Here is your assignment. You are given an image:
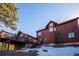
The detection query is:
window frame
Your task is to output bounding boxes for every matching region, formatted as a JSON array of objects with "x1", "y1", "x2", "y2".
[
  {"x1": 68, "y1": 32, "x2": 76, "y2": 38},
  {"x1": 49, "y1": 26, "x2": 53, "y2": 32},
  {"x1": 78, "y1": 19, "x2": 79, "y2": 29},
  {"x1": 38, "y1": 32, "x2": 41, "y2": 36},
  {"x1": 54, "y1": 27, "x2": 56, "y2": 31},
  {"x1": 49, "y1": 23, "x2": 54, "y2": 27}
]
